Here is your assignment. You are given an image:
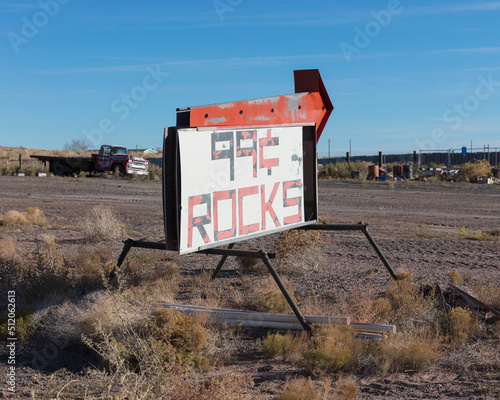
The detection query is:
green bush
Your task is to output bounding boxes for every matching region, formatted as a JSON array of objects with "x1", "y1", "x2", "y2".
[
  {"x1": 262, "y1": 332, "x2": 305, "y2": 360},
  {"x1": 0, "y1": 306, "x2": 34, "y2": 341},
  {"x1": 298, "y1": 326, "x2": 362, "y2": 376}
]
